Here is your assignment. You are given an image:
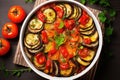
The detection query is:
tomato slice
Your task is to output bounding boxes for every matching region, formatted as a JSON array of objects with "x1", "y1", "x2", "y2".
[
  {"x1": 83, "y1": 38, "x2": 91, "y2": 44},
  {"x1": 37, "y1": 11, "x2": 46, "y2": 22},
  {"x1": 46, "y1": 59, "x2": 52, "y2": 69},
  {"x1": 54, "y1": 19, "x2": 64, "y2": 33},
  {"x1": 35, "y1": 53, "x2": 46, "y2": 64},
  {"x1": 54, "y1": 5, "x2": 64, "y2": 18},
  {"x1": 41, "y1": 30, "x2": 48, "y2": 44},
  {"x1": 60, "y1": 46, "x2": 69, "y2": 58},
  {"x1": 78, "y1": 11, "x2": 89, "y2": 25},
  {"x1": 64, "y1": 19, "x2": 75, "y2": 30},
  {"x1": 60, "y1": 62, "x2": 69, "y2": 70},
  {"x1": 78, "y1": 48, "x2": 89, "y2": 58}
]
